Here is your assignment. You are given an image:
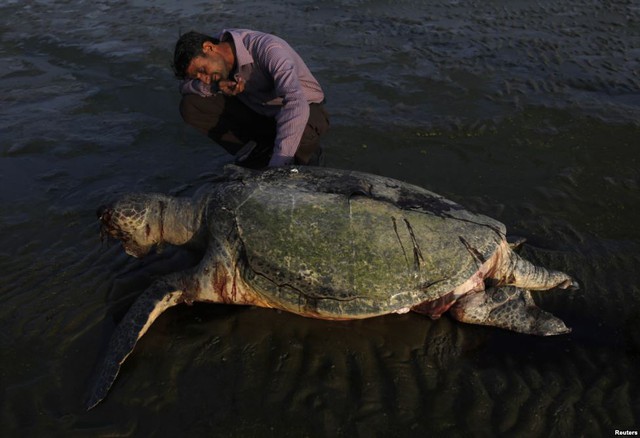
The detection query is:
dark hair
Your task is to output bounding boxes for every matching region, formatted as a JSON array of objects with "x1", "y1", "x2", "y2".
[{"x1": 172, "y1": 31, "x2": 220, "y2": 79}]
